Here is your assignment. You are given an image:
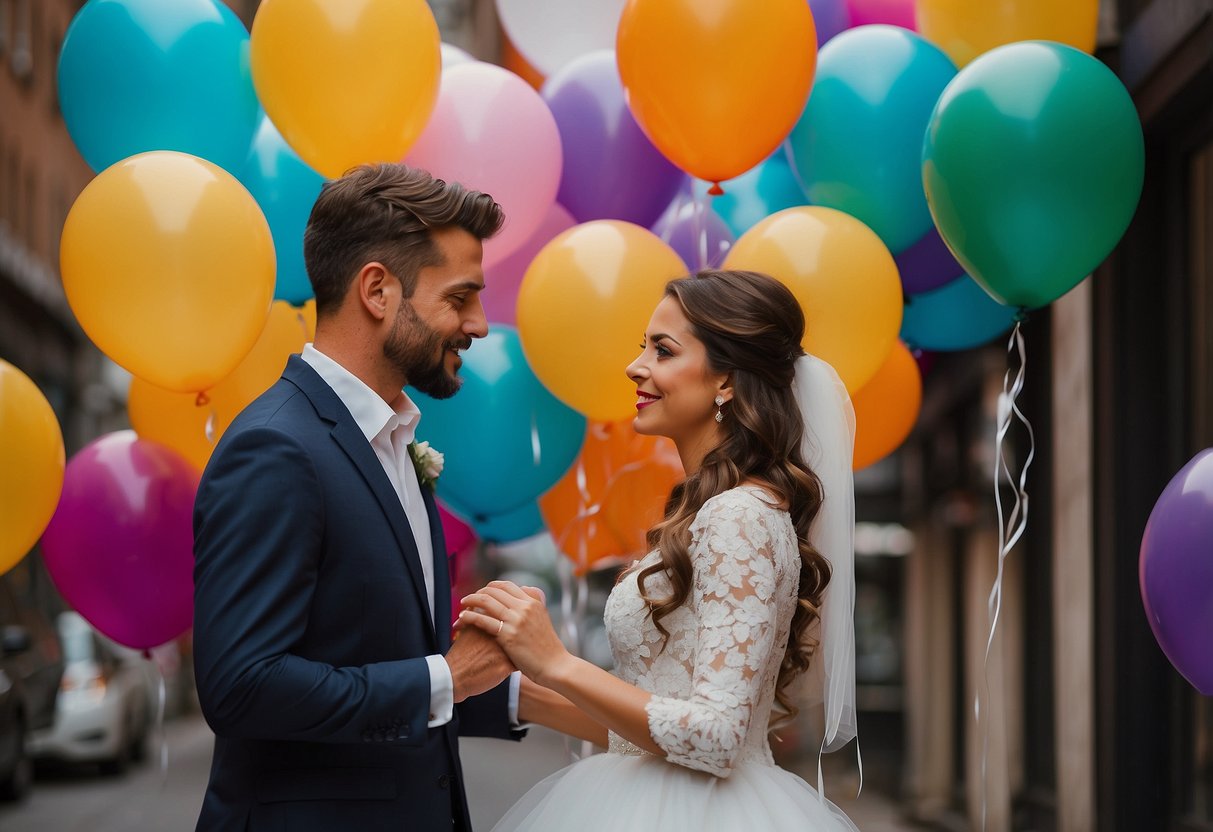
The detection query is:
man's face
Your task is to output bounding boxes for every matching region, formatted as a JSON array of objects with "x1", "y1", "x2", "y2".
[{"x1": 383, "y1": 226, "x2": 488, "y2": 399}]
